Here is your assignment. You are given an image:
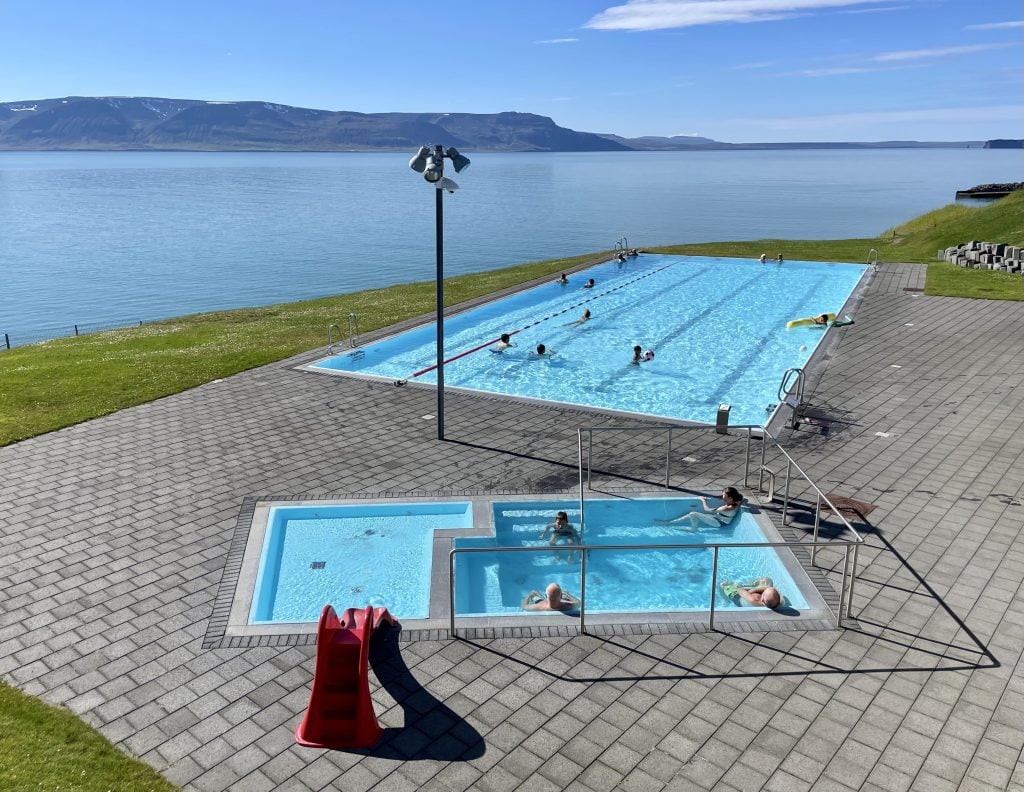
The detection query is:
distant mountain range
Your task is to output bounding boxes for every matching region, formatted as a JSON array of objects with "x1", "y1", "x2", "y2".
[{"x1": 0, "y1": 96, "x2": 1007, "y2": 152}]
